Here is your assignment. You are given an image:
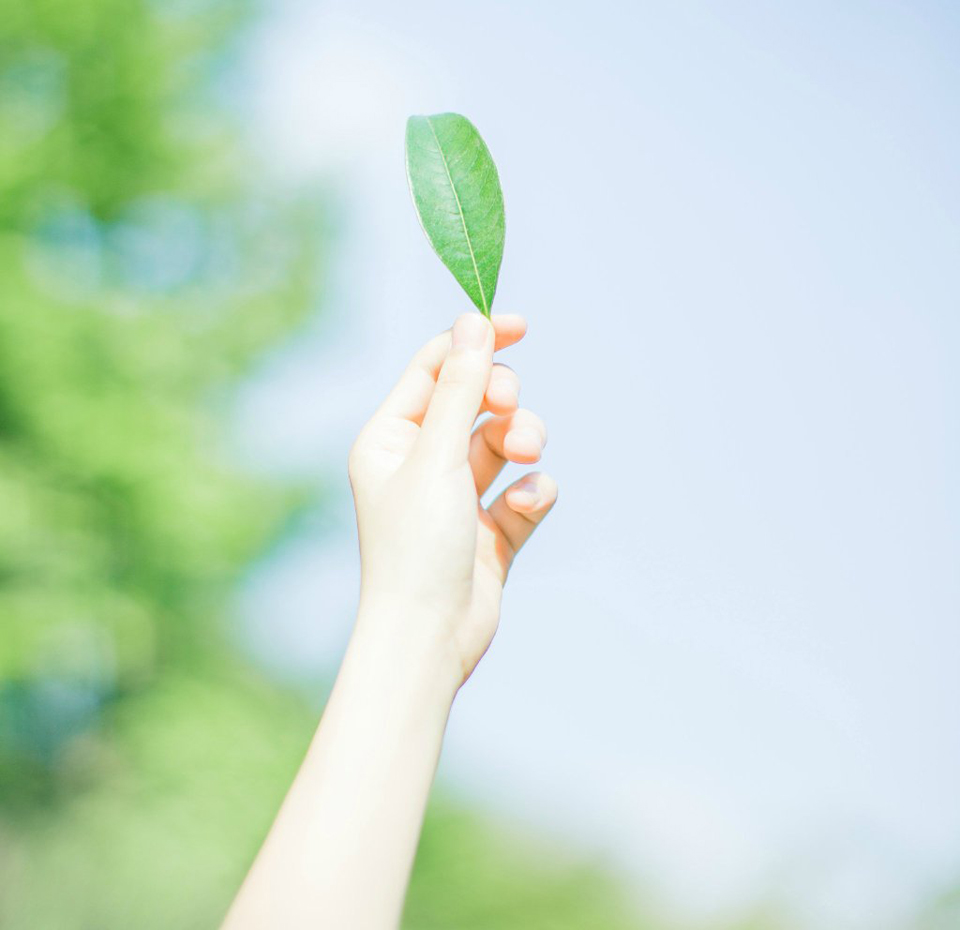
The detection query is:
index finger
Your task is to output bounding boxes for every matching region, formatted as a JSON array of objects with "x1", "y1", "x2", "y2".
[{"x1": 375, "y1": 314, "x2": 526, "y2": 425}]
